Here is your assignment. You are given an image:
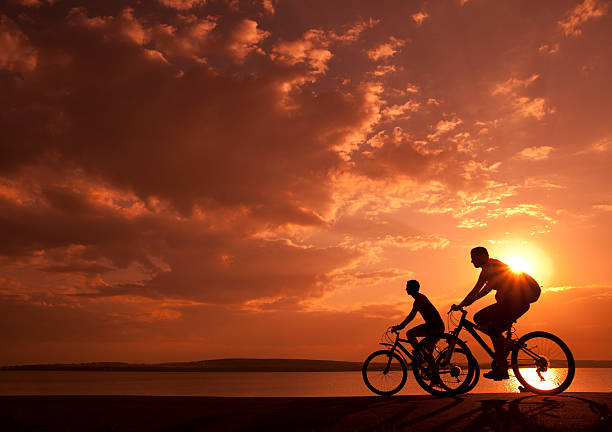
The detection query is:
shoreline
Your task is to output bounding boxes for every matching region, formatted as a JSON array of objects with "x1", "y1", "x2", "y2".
[
  {"x1": 1, "y1": 392, "x2": 610, "y2": 431},
  {"x1": 3, "y1": 359, "x2": 611, "y2": 372}
]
